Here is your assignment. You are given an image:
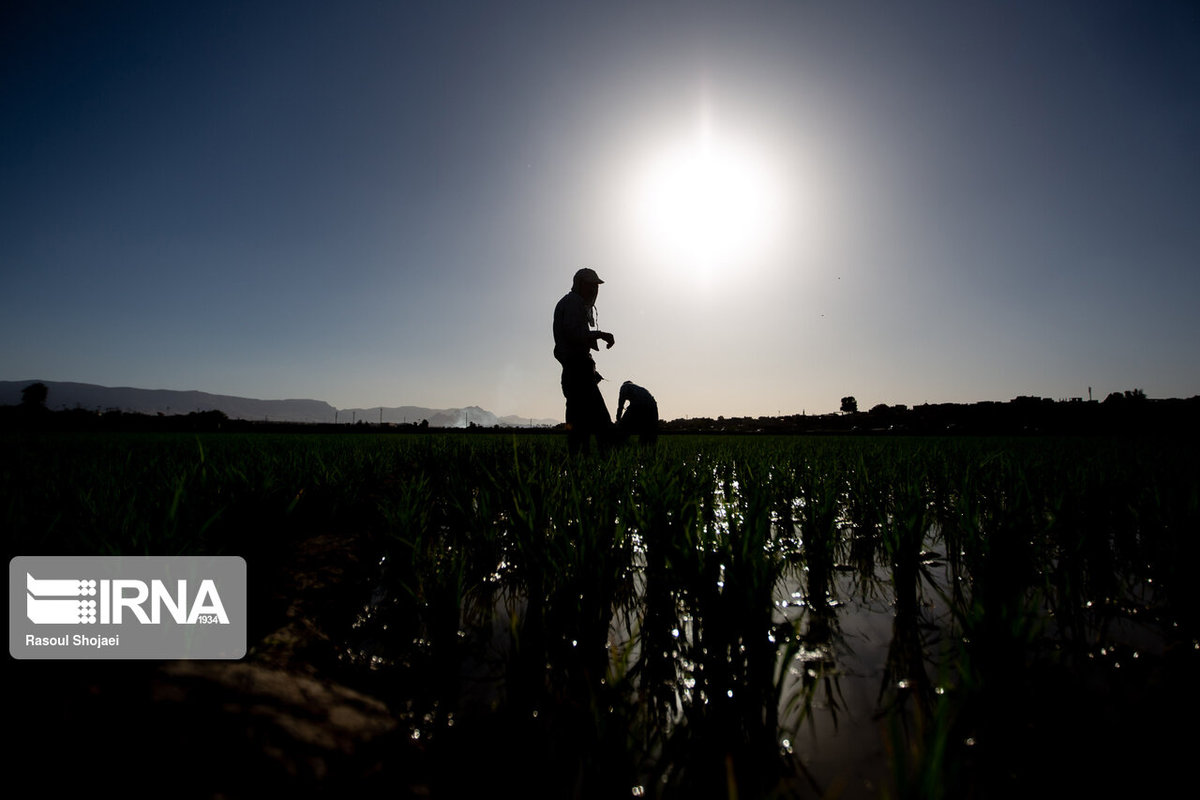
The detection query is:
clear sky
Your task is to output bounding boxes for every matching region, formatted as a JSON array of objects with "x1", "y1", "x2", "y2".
[{"x1": 3, "y1": 1, "x2": 1198, "y2": 421}]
